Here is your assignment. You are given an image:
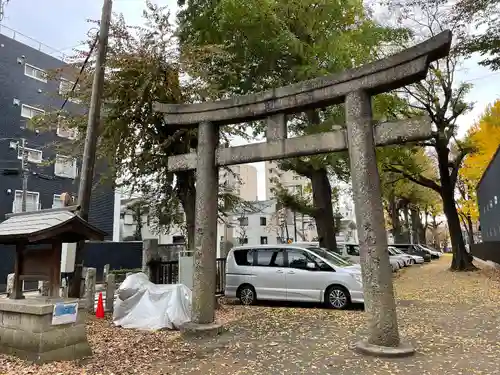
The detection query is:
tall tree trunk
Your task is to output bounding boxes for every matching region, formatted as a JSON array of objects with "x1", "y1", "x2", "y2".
[
  {"x1": 431, "y1": 216, "x2": 440, "y2": 250},
  {"x1": 436, "y1": 145, "x2": 476, "y2": 271},
  {"x1": 176, "y1": 170, "x2": 196, "y2": 250},
  {"x1": 402, "y1": 204, "x2": 410, "y2": 243},
  {"x1": 466, "y1": 214, "x2": 474, "y2": 246},
  {"x1": 410, "y1": 208, "x2": 419, "y2": 243},
  {"x1": 388, "y1": 195, "x2": 405, "y2": 242},
  {"x1": 310, "y1": 168, "x2": 337, "y2": 251}
]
